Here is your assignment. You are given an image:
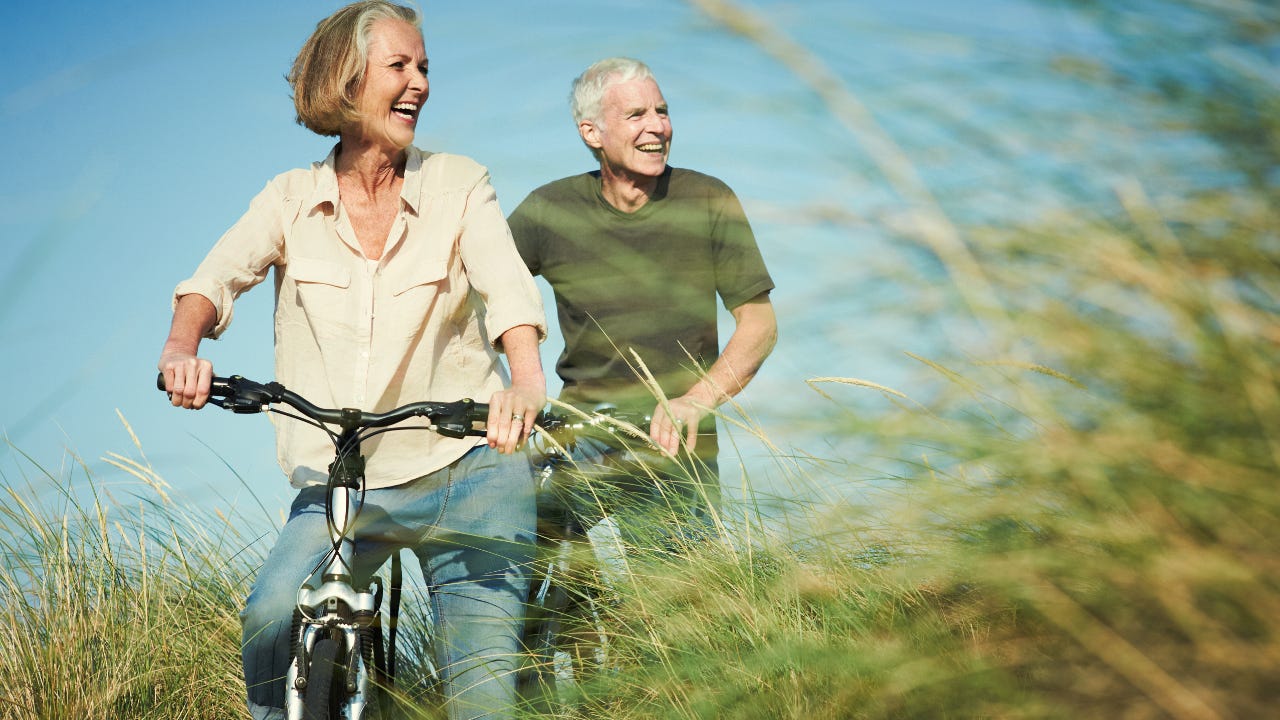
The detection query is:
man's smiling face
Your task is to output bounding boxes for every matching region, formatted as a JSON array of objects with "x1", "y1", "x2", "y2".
[{"x1": 584, "y1": 77, "x2": 672, "y2": 182}]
